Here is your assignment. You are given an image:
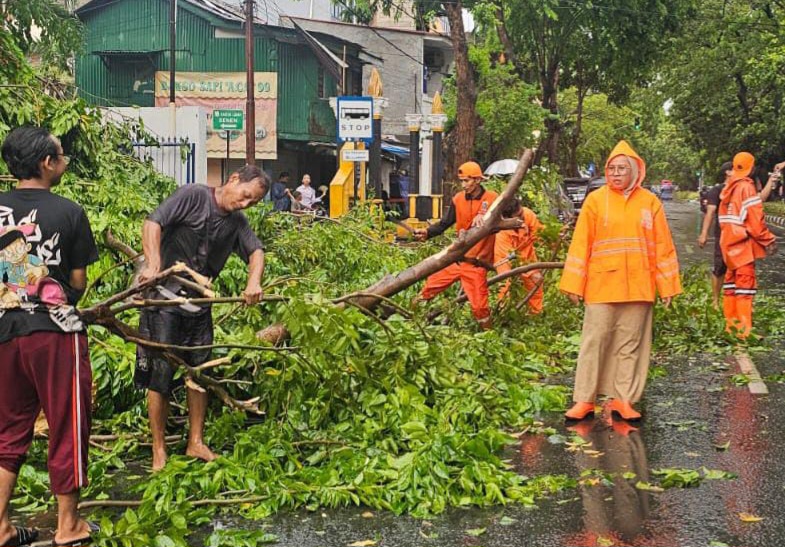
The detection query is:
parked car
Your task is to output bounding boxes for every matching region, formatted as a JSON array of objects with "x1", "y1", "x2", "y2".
[
  {"x1": 562, "y1": 176, "x2": 607, "y2": 216},
  {"x1": 562, "y1": 177, "x2": 591, "y2": 213},
  {"x1": 660, "y1": 180, "x2": 674, "y2": 200}
]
